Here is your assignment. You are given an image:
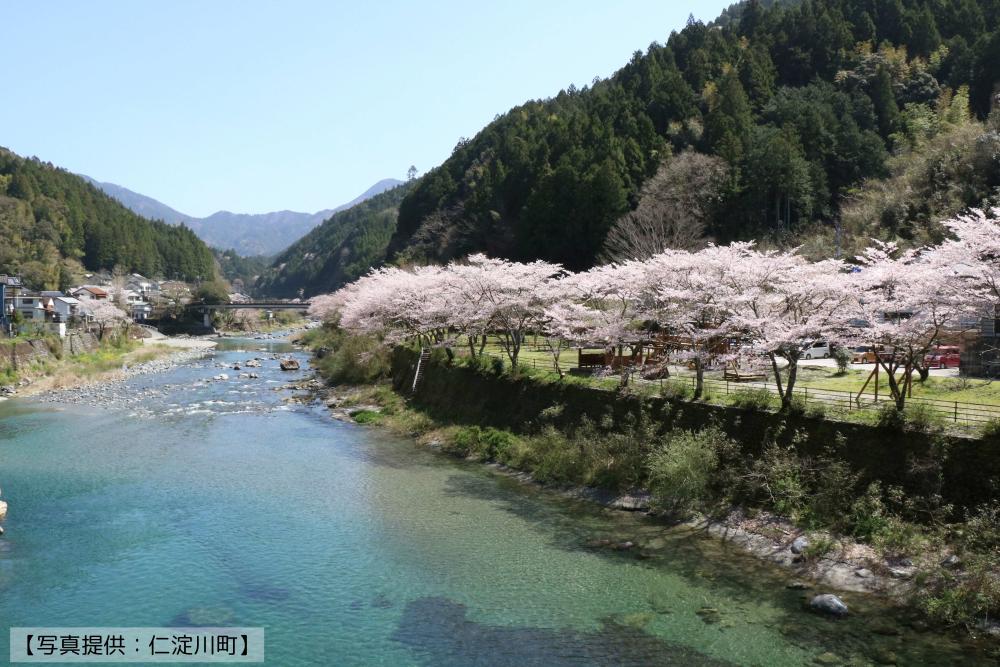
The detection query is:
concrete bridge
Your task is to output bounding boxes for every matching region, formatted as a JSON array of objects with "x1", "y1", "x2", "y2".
[{"x1": 189, "y1": 301, "x2": 310, "y2": 327}]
